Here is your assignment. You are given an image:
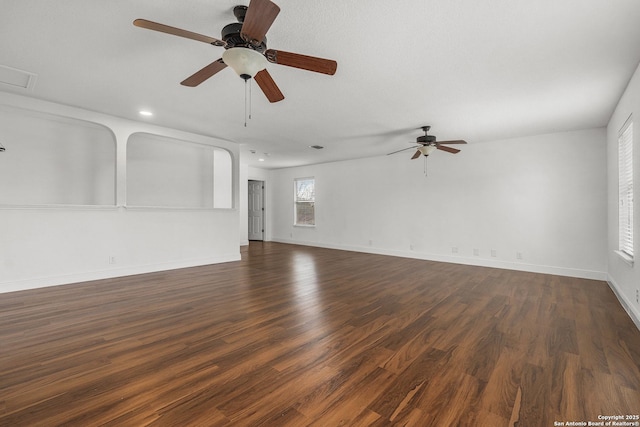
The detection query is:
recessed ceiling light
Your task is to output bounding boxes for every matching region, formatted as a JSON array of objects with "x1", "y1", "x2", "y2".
[
  {"x1": 258, "y1": 158, "x2": 265, "y2": 162},
  {"x1": 139, "y1": 110, "x2": 153, "y2": 117}
]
